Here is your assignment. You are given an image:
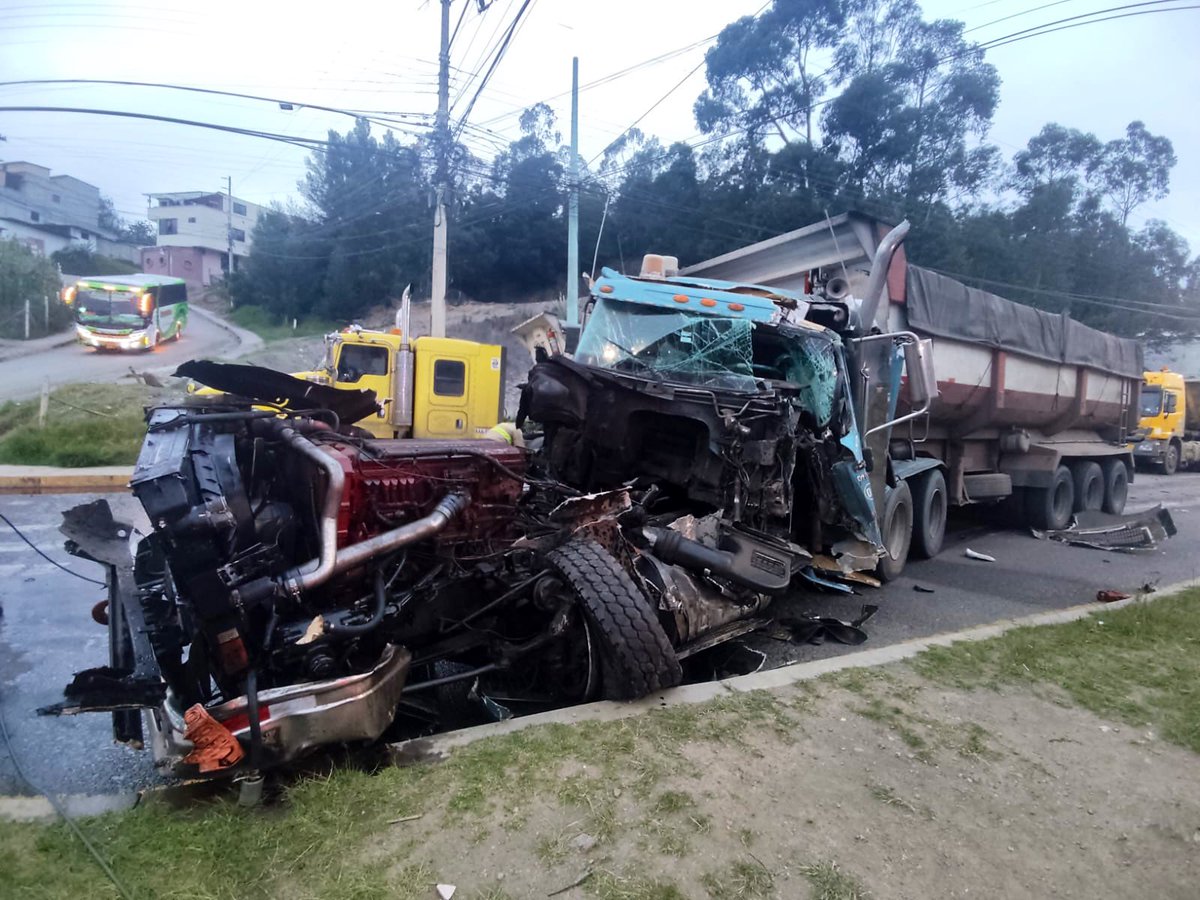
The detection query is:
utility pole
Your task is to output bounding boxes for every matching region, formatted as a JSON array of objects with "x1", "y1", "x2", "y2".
[
  {"x1": 566, "y1": 57, "x2": 580, "y2": 338},
  {"x1": 224, "y1": 175, "x2": 234, "y2": 308},
  {"x1": 431, "y1": 0, "x2": 452, "y2": 339}
]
